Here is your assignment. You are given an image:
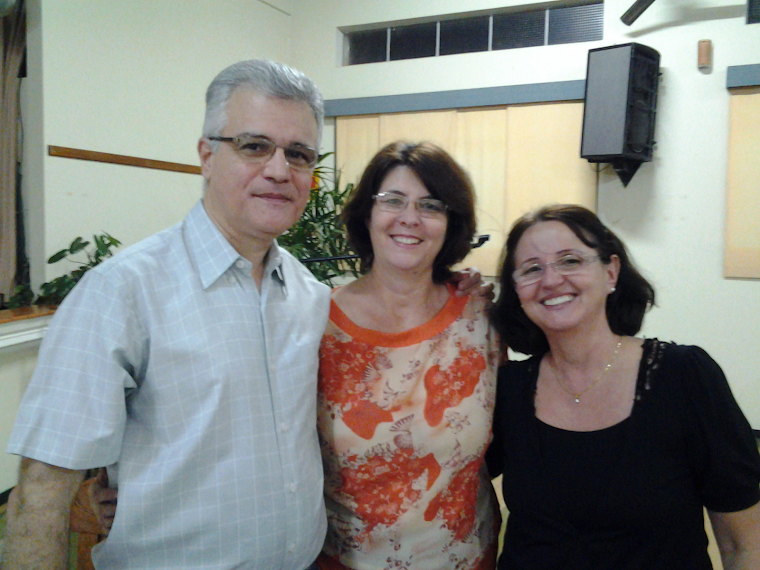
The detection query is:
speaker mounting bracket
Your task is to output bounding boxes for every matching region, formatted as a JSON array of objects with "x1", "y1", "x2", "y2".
[{"x1": 611, "y1": 160, "x2": 643, "y2": 187}]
